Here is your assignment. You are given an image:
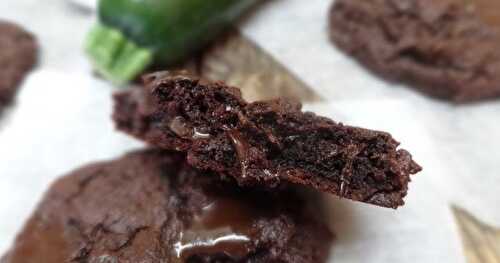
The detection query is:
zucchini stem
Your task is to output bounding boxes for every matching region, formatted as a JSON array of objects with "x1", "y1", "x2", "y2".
[{"x1": 85, "y1": 24, "x2": 153, "y2": 85}]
